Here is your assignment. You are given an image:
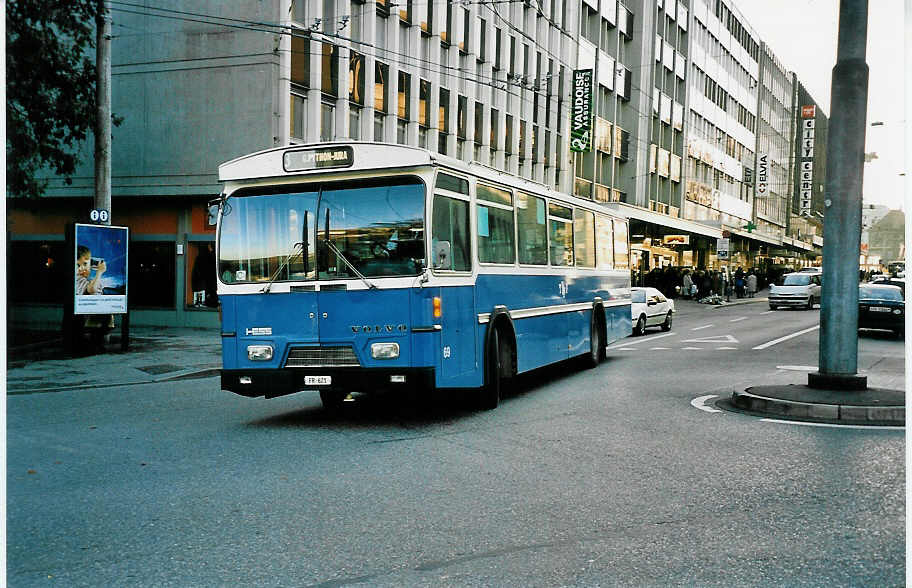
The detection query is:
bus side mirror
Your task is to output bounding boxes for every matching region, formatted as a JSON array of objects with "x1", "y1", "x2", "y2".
[
  {"x1": 433, "y1": 241, "x2": 452, "y2": 270},
  {"x1": 207, "y1": 204, "x2": 219, "y2": 226}
]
